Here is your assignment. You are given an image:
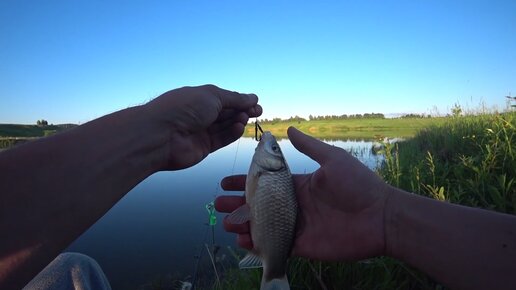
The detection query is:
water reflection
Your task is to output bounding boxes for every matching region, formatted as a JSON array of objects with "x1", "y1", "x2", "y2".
[{"x1": 66, "y1": 137, "x2": 384, "y2": 289}]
